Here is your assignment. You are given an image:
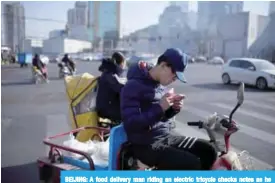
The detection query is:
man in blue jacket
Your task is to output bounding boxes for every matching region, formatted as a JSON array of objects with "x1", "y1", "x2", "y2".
[{"x1": 120, "y1": 48, "x2": 217, "y2": 170}]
